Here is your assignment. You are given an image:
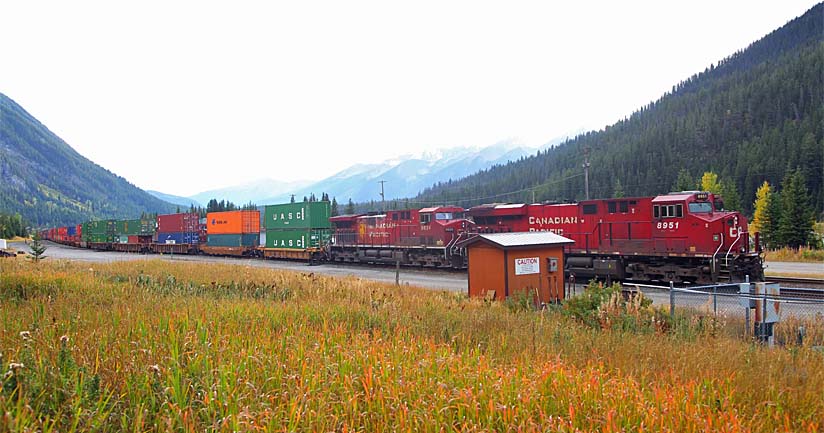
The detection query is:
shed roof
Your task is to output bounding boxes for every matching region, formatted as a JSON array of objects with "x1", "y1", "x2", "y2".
[{"x1": 458, "y1": 231, "x2": 574, "y2": 249}]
